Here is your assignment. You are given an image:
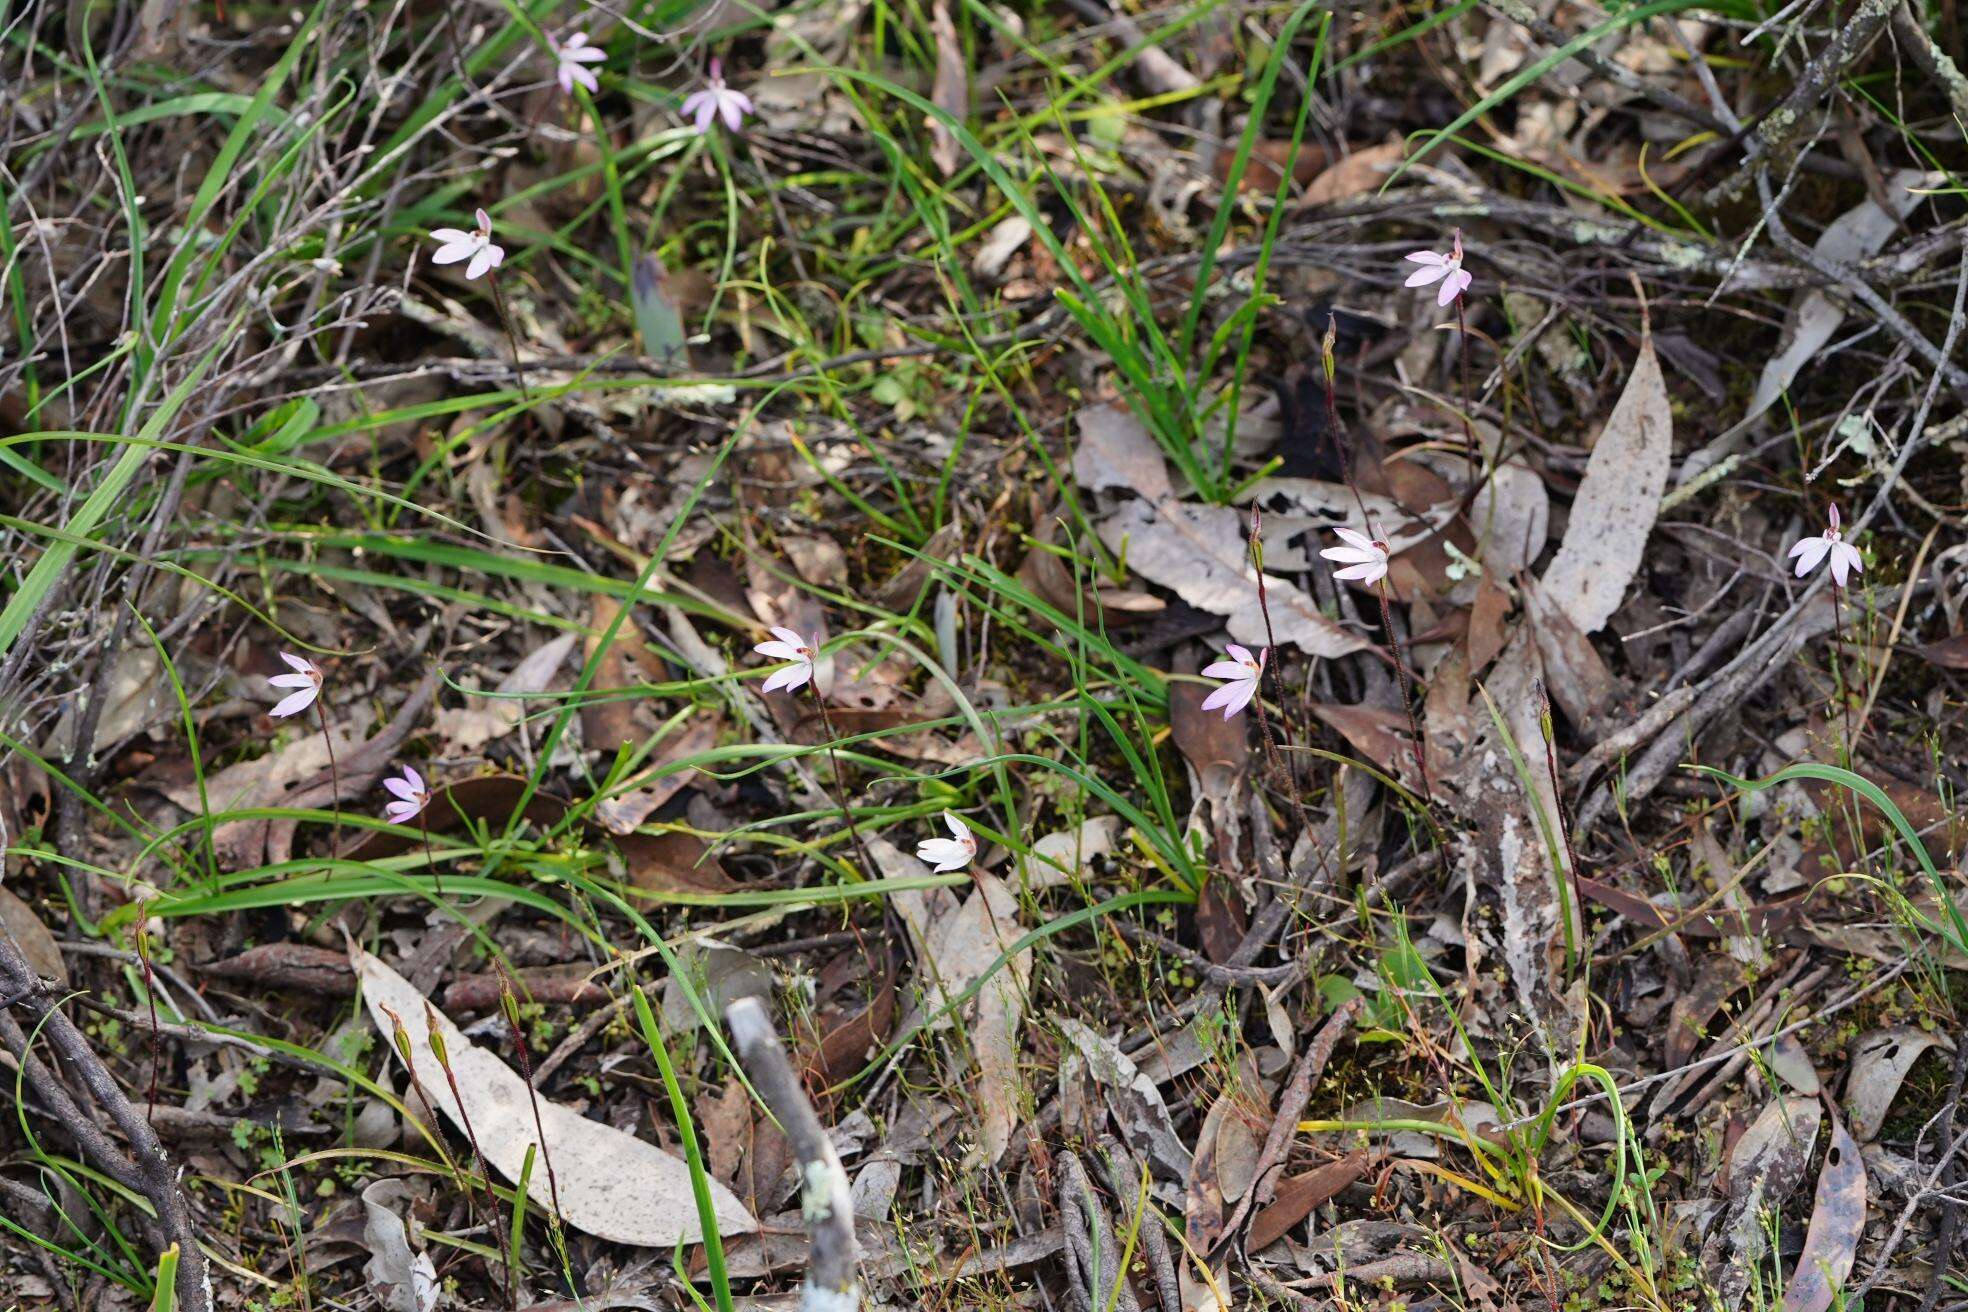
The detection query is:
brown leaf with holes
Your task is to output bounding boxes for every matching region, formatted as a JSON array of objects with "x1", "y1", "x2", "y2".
[
  {"x1": 1195, "y1": 878, "x2": 1247, "y2": 964},
  {"x1": 1217, "y1": 140, "x2": 1330, "y2": 194},
  {"x1": 344, "y1": 774, "x2": 571, "y2": 862},
  {"x1": 1782, "y1": 1115, "x2": 1866, "y2": 1312},
  {"x1": 1523, "y1": 579, "x2": 1614, "y2": 733},
  {"x1": 698, "y1": 1078, "x2": 751, "y2": 1187},
  {"x1": 927, "y1": 1, "x2": 966, "y2": 176},
  {"x1": 594, "y1": 717, "x2": 720, "y2": 834},
  {"x1": 0, "y1": 886, "x2": 66, "y2": 988},
  {"x1": 807, "y1": 971, "x2": 896, "y2": 1087}
]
